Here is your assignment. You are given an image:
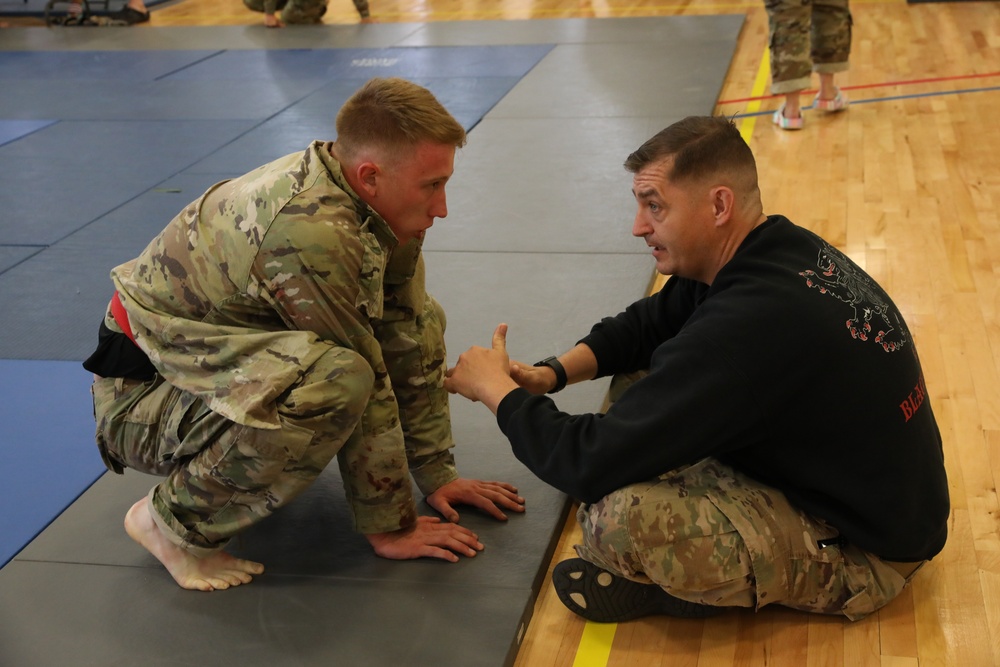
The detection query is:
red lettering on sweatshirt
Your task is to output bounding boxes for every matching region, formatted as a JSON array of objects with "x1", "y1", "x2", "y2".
[{"x1": 900, "y1": 374, "x2": 927, "y2": 422}]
